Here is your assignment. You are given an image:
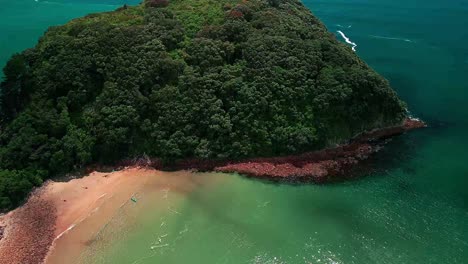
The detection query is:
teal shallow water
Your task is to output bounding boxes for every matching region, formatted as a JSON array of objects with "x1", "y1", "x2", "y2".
[{"x1": 1, "y1": 0, "x2": 468, "y2": 263}]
